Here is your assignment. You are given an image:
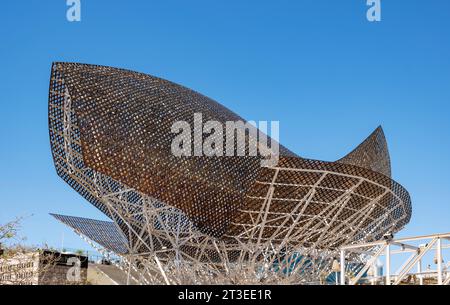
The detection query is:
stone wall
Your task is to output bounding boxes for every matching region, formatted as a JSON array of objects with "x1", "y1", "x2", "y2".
[{"x1": 0, "y1": 250, "x2": 88, "y2": 285}]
